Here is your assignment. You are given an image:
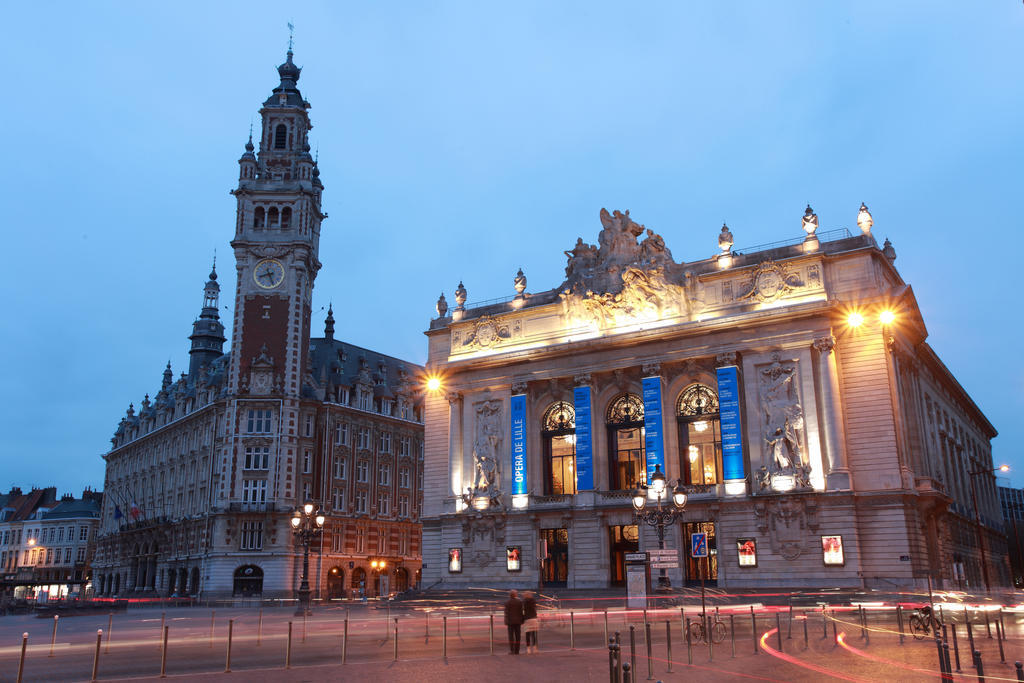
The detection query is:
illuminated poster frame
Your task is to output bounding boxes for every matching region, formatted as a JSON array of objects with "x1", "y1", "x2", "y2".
[
  {"x1": 736, "y1": 538, "x2": 757, "y2": 567},
  {"x1": 506, "y1": 546, "x2": 522, "y2": 572},
  {"x1": 448, "y1": 548, "x2": 463, "y2": 573},
  {"x1": 821, "y1": 535, "x2": 845, "y2": 566}
]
